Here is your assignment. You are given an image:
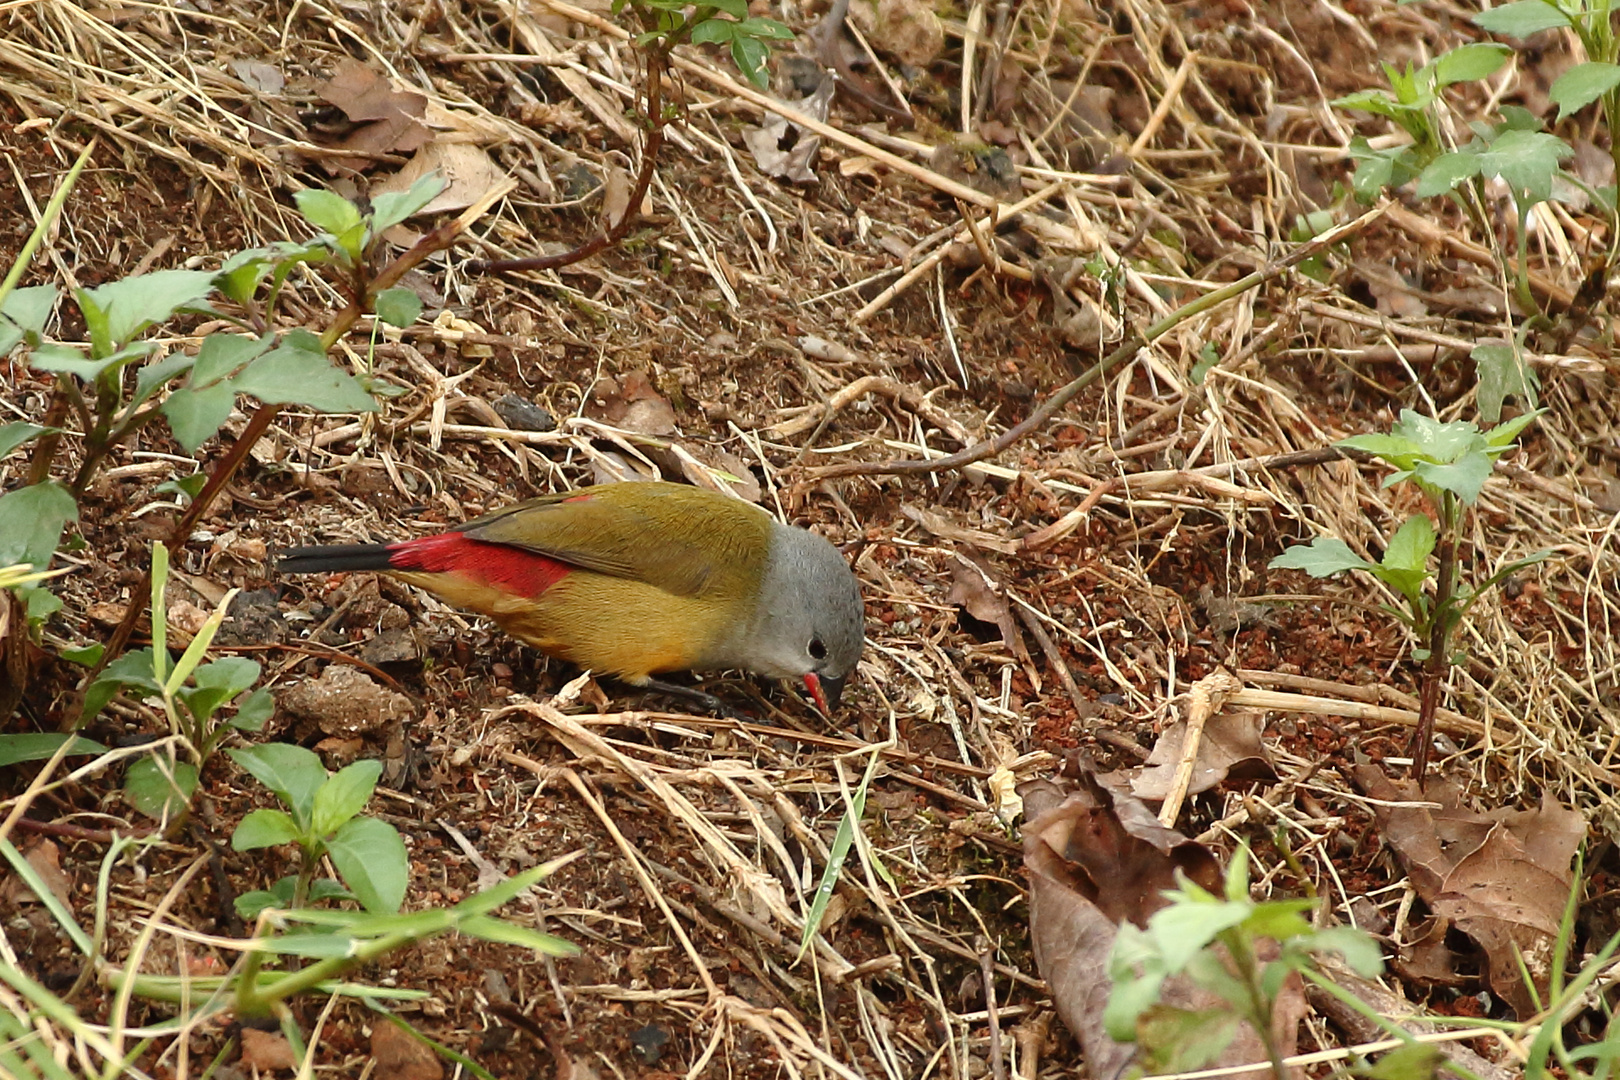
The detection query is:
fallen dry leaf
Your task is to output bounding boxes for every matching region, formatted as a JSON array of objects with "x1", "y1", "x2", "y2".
[
  {"x1": 742, "y1": 77, "x2": 834, "y2": 185},
  {"x1": 0, "y1": 839, "x2": 73, "y2": 907},
  {"x1": 1021, "y1": 768, "x2": 1301, "y2": 1078},
  {"x1": 1352, "y1": 766, "x2": 1585, "y2": 1018},
  {"x1": 240, "y1": 1028, "x2": 298, "y2": 1071},
  {"x1": 1129, "y1": 709, "x2": 1276, "y2": 803},
  {"x1": 372, "y1": 1020, "x2": 444, "y2": 1080}
]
